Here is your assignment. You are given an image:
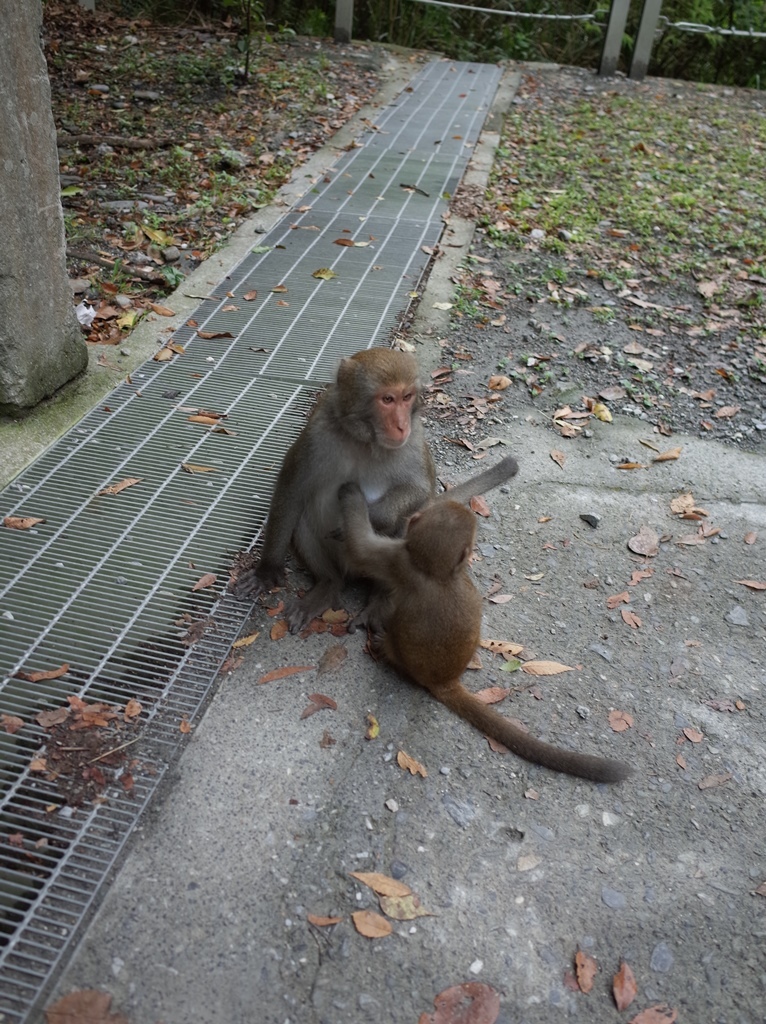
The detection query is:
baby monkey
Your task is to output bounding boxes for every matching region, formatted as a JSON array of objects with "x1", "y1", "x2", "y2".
[{"x1": 338, "y1": 483, "x2": 631, "y2": 783}]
